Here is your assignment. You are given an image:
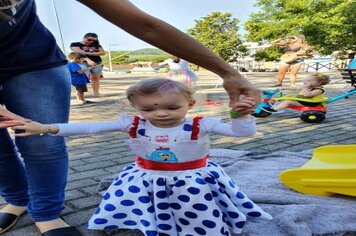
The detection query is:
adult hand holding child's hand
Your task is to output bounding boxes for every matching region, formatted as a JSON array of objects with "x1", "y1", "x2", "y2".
[
  {"x1": 229, "y1": 97, "x2": 256, "y2": 118},
  {"x1": 222, "y1": 73, "x2": 262, "y2": 108}
]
